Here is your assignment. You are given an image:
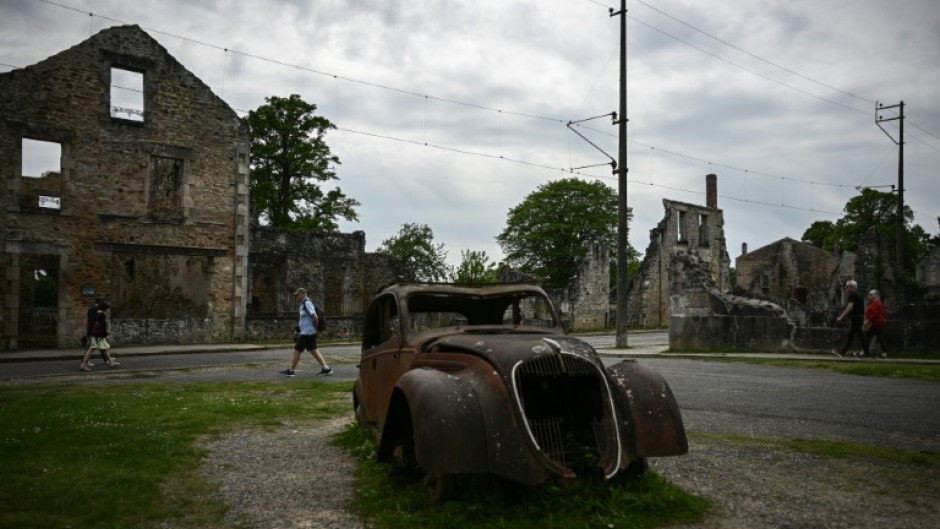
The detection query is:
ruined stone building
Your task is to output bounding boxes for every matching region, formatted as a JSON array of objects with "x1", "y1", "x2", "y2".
[
  {"x1": 1, "y1": 26, "x2": 251, "y2": 350},
  {"x1": 245, "y1": 226, "x2": 401, "y2": 341},
  {"x1": 498, "y1": 243, "x2": 611, "y2": 332},
  {"x1": 626, "y1": 174, "x2": 731, "y2": 328},
  {"x1": 735, "y1": 237, "x2": 854, "y2": 325},
  {"x1": 547, "y1": 243, "x2": 610, "y2": 331},
  {"x1": 917, "y1": 245, "x2": 940, "y2": 300}
]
